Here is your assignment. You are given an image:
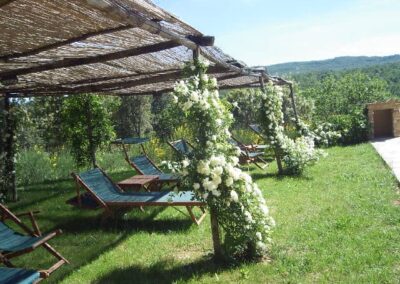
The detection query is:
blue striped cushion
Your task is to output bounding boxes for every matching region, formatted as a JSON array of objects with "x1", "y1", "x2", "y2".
[
  {"x1": 0, "y1": 267, "x2": 40, "y2": 284},
  {"x1": 78, "y1": 169, "x2": 196, "y2": 204},
  {"x1": 0, "y1": 222, "x2": 46, "y2": 253}
]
